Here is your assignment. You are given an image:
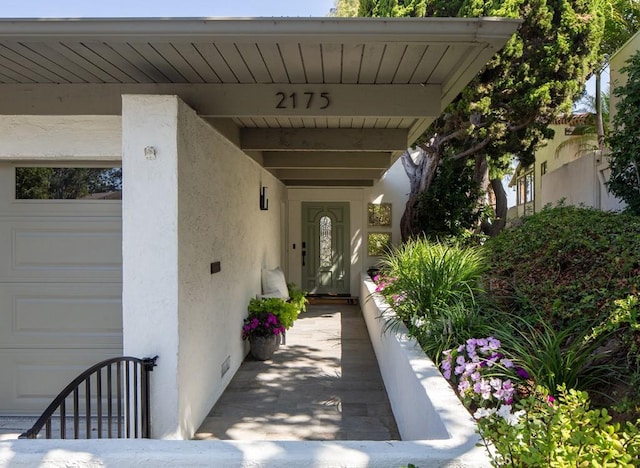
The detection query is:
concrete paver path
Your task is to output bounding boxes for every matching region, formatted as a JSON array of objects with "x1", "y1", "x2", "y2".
[{"x1": 195, "y1": 303, "x2": 400, "y2": 441}]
